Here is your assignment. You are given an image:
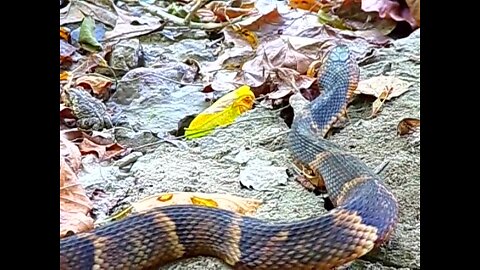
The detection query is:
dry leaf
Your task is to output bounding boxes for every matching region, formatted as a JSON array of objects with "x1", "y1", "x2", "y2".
[
  {"x1": 205, "y1": 1, "x2": 253, "y2": 22},
  {"x1": 131, "y1": 192, "x2": 262, "y2": 216},
  {"x1": 60, "y1": 155, "x2": 94, "y2": 238},
  {"x1": 397, "y1": 118, "x2": 420, "y2": 135},
  {"x1": 355, "y1": 75, "x2": 411, "y2": 99},
  {"x1": 60, "y1": 134, "x2": 82, "y2": 173},
  {"x1": 405, "y1": 0, "x2": 420, "y2": 26},
  {"x1": 231, "y1": 26, "x2": 259, "y2": 49},
  {"x1": 361, "y1": 0, "x2": 417, "y2": 28},
  {"x1": 237, "y1": 0, "x2": 282, "y2": 31},
  {"x1": 79, "y1": 137, "x2": 126, "y2": 160},
  {"x1": 371, "y1": 86, "x2": 393, "y2": 117},
  {"x1": 184, "y1": 85, "x2": 255, "y2": 139},
  {"x1": 60, "y1": 39, "x2": 77, "y2": 65},
  {"x1": 60, "y1": 0, "x2": 117, "y2": 27},
  {"x1": 288, "y1": 0, "x2": 321, "y2": 12},
  {"x1": 60, "y1": 71, "x2": 72, "y2": 81},
  {"x1": 75, "y1": 75, "x2": 113, "y2": 97},
  {"x1": 60, "y1": 27, "x2": 71, "y2": 41},
  {"x1": 104, "y1": 1, "x2": 167, "y2": 41}
]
